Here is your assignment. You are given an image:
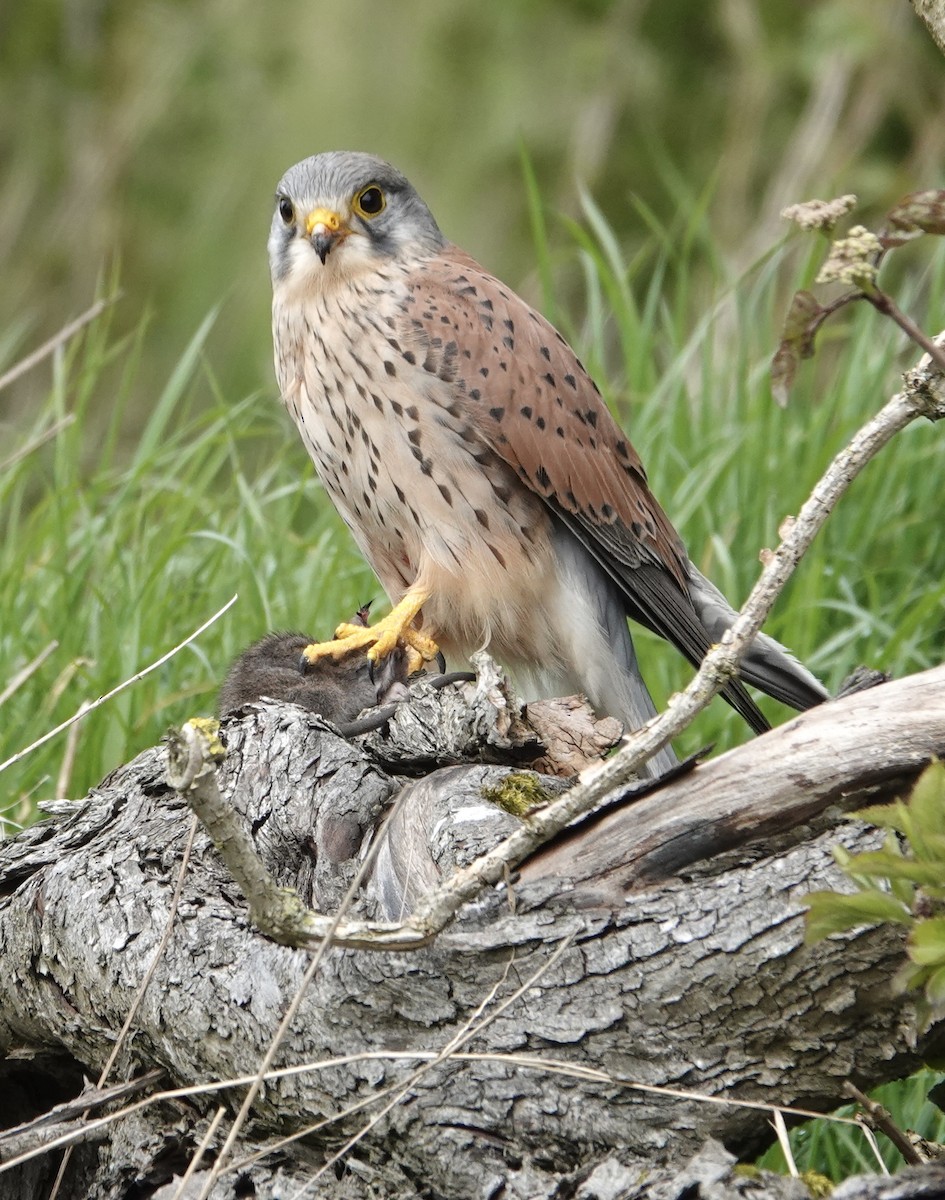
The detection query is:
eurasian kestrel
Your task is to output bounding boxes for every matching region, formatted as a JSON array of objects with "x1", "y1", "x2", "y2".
[{"x1": 268, "y1": 151, "x2": 827, "y2": 774}]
